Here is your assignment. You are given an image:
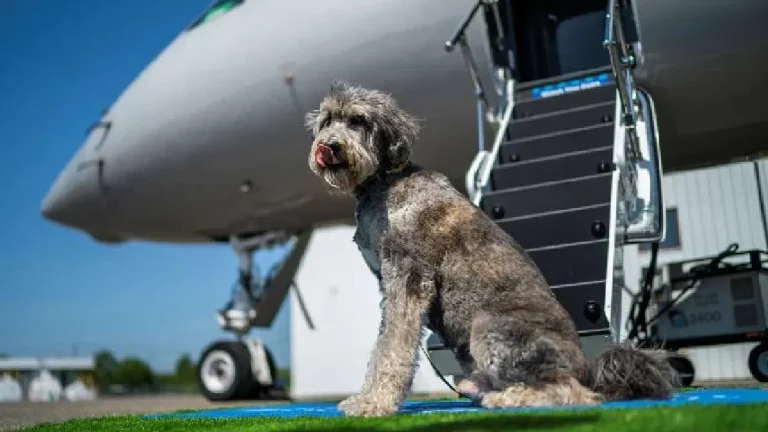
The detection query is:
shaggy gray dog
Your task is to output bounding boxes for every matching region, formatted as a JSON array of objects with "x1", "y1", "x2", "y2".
[{"x1": 305, "y1": 81, "x2": 679, "y2": 417}]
